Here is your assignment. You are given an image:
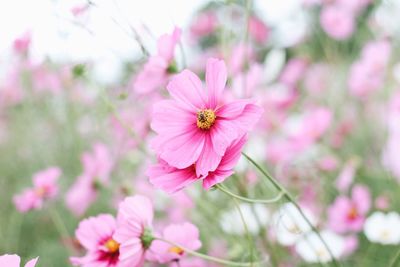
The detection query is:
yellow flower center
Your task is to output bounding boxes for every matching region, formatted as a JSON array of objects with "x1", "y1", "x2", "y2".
[
  {"x1": 197, "y1": 109, "x2": 216, "y2": 130},
  {"x1": 104, "y1": 239, "x2": 120, "y2": 253},
  {"x1": 35, "y1": 187, "x2": 46, "y2": 197},
  {"x1": 347, "y1": 206, "x2": 358, "y2": 220},
  {"x1": 168, "y1": 246, "x2": 184, "y2": 255}
]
